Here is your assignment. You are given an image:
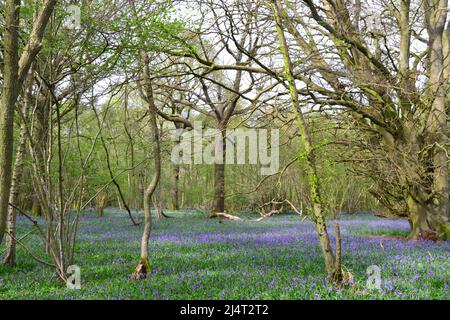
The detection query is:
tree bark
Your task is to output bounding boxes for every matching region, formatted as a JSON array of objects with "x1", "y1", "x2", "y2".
[
  {"x1": 3, "y1": 107, "x2": 28, "y2": 266},
  {"x1": 0, "y1": 0, "x2": 21, "y2": 246},
  {"x1": 212, "y1": 128, "x2": 226, "y2": 213},
  {"x1": 406, "y1": 195, "x2": 435, "y2": 240},
  {"x1": 171, "y1": 126, "x2": 182, "y2": 211},
  {"x1": 171, "y1": 162, "x2": 180, "y2": 210},
  {"x1": 3, "y1": 68, "x2": 32, "y2": 266},
  {"x1": 424, "y1": 0, "x2": 449, "y2": 239},
  {"x1": 31, "y1": 197, "x2": 43, "y2": 216},
  {"x1": 132, "y1": 52, "x2": 161, "y2": 280}
]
